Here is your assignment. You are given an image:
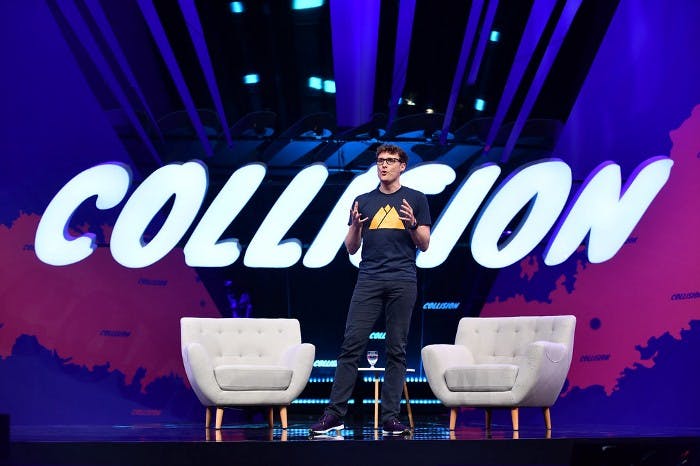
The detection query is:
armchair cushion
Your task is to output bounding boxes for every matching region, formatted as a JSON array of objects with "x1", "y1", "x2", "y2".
[
  {"x1": 181, "y1": 317, "x2": 315, "y2": 407},
  {"x1": 422, "y1": 315, "x2": 576, "y2": 430},
  {"x1": 423, "y1": 315, "x2": 575, "y2": 408},
  {"x1": 445, "y1": 364, "x2": 518, "y2": 392},
  {"x1": 214, "y1": 364, "x2": 292, "y2": 391}
]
